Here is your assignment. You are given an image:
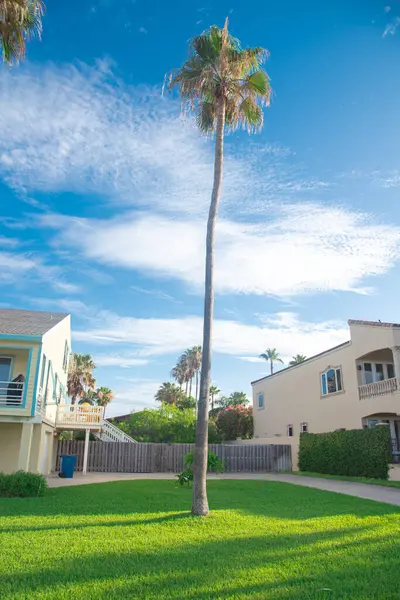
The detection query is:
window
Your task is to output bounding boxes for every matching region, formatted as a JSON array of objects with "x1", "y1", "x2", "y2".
[
  {"x1": 287, "y1": 424, "x2": 294, "y2": 437},
  {"x1": 0, "y1": 357, "x2": 12, "y2": 397},
  {"x1": 364, "y1": 362, "x2": 373, "y2": 384},
  {"x1": 53, "y1": 373, "x2": 58, "y2": 401},
  {"x1": 363, "y1": 362, "x2": 394, "y2": 384},
  {"x1": 39, "y1": 355, "x2": 47, "y2": 390},
  {"x1": 300, "y1": 422, "x2": 308, "y2": 433},
  {"x1": 257, "y1": 393, "x2": 264, "y2": 409},
  {"x1": 321, "y1": 367, "x2": 343, "y2": 396},
  {"x1": 62, "y1": 341, "x2": 69, "y2": 372}
]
